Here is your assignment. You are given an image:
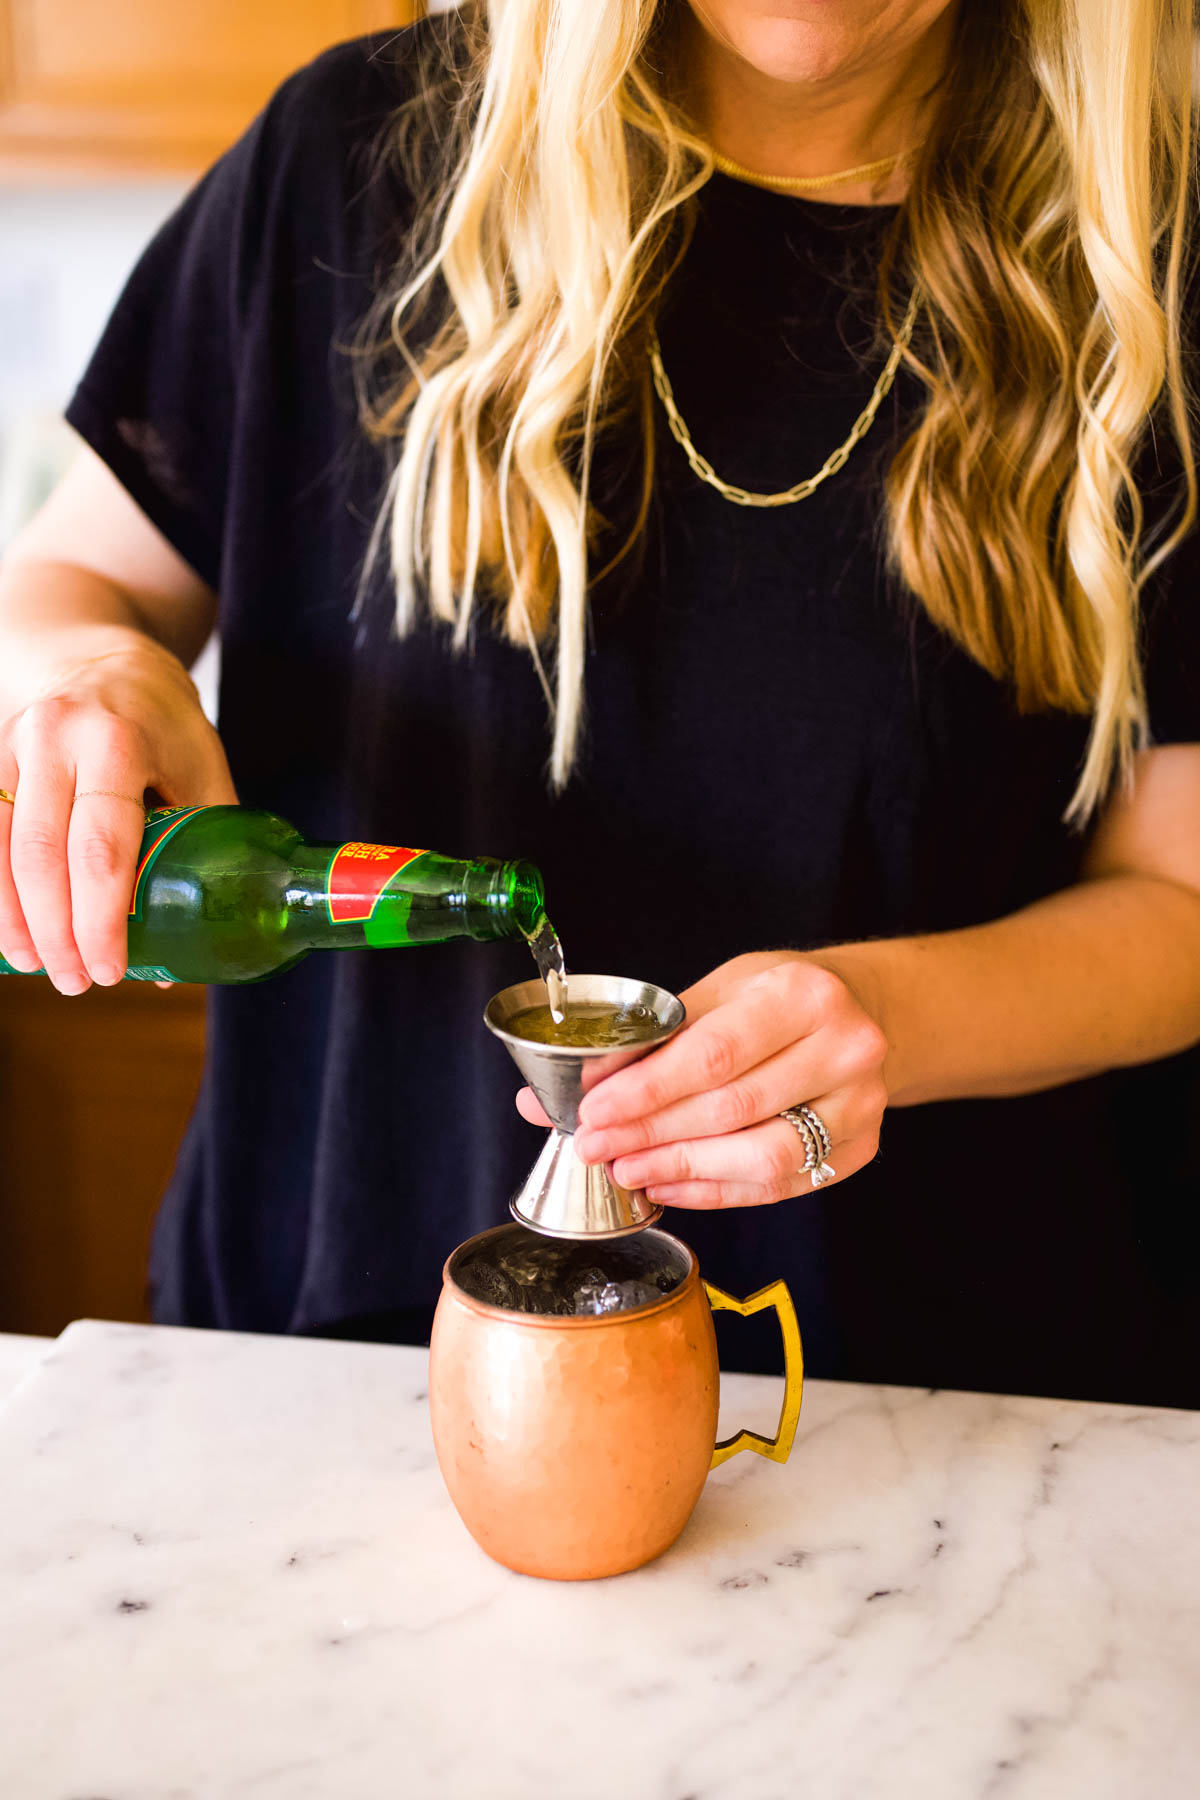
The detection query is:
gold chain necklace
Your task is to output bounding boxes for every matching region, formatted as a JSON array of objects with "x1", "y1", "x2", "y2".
[
  {"x1": 648, "y1": 286, "x2": 921, "y2": 508},
  {"x1": 710, "y1": 145, "x2": 921, "y2": 194}
]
